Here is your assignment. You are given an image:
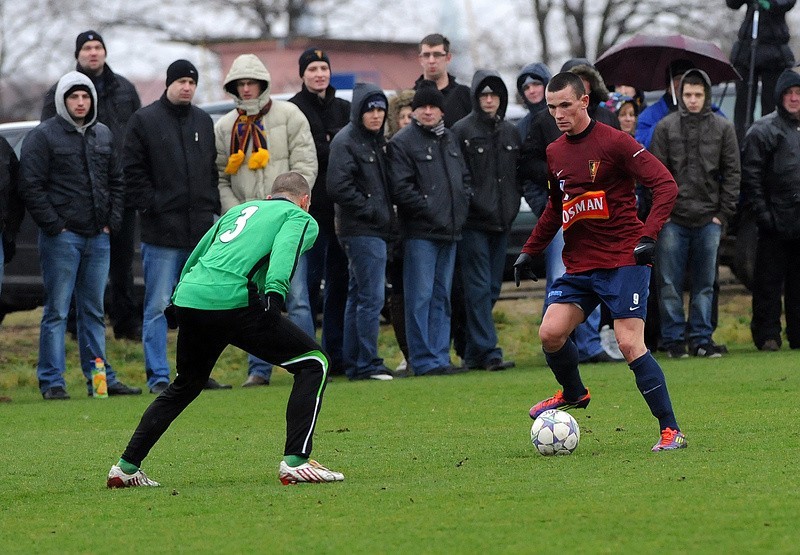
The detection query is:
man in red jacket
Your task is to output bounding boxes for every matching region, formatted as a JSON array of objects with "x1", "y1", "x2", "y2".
[{"x1": 514, "y1": 72, "x2": 686, "y2": 452}]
